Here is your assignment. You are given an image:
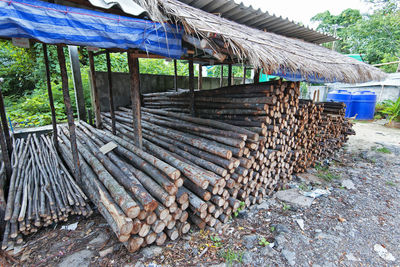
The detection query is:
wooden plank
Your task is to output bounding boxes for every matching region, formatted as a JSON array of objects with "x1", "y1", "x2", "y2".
[
  {"x1": 0, "y1": 79, "x2": 12, "y2": 159},
  {"x1": 198, "y1": 64, "x2": 203, "y2": 90},
  {"x1": 174, "y1": 59, "x2": 178, "y2": 92},
  {"x1": 57, "y1": 45, "x2": 81, "y2": 178},
  {"x1": 219, "y1": 65, "x2": 224, "y2": 88},
  {"x1": 88, "y1": 51, "x2": 102, "y2": 128},
  {"x1": 254, "y1": 68, "x2": 260, "y2": 84},
  {"x1": 68, "y1": 46, "x2": 87, "y2": 122},
  {"x1": 228, "y1": 64, "x2": 232, "y2": 86},
  {"x1": 127, "y1": 52, "x2": 143, "y2": 148},
  {"x1": 42, "y1": 44, "x2": 58, "y2": 149},
  {"x1": 106, "y1": 51, "x2": 116, "y2": 134},
  {"x1": 188, "y1": 56, "x2": 195, "y2": 116},
  {"x1": 243, "y1": 67, "x2": 246, "y2": 84}
]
